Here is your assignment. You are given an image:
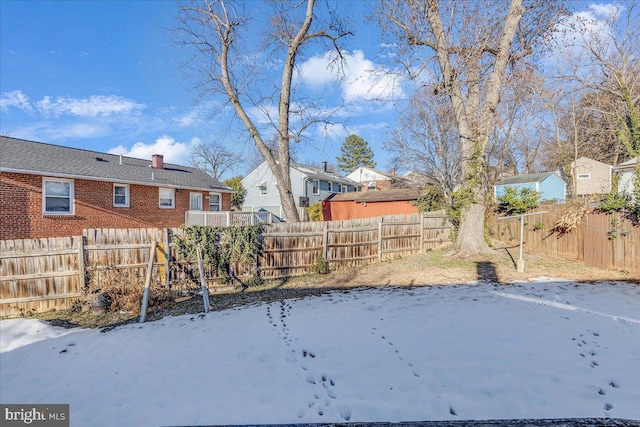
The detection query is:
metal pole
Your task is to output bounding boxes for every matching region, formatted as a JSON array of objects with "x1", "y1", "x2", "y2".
[{"x1": 517, "y1": 216, "x2": 525, "y2": 272}]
